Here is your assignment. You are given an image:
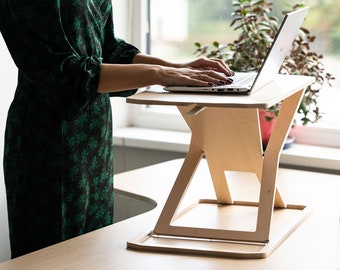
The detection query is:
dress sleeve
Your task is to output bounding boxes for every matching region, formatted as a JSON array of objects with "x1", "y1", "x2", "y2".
[{"x1": 107, "y1": 38, "x2": 141, "y2": 98}]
